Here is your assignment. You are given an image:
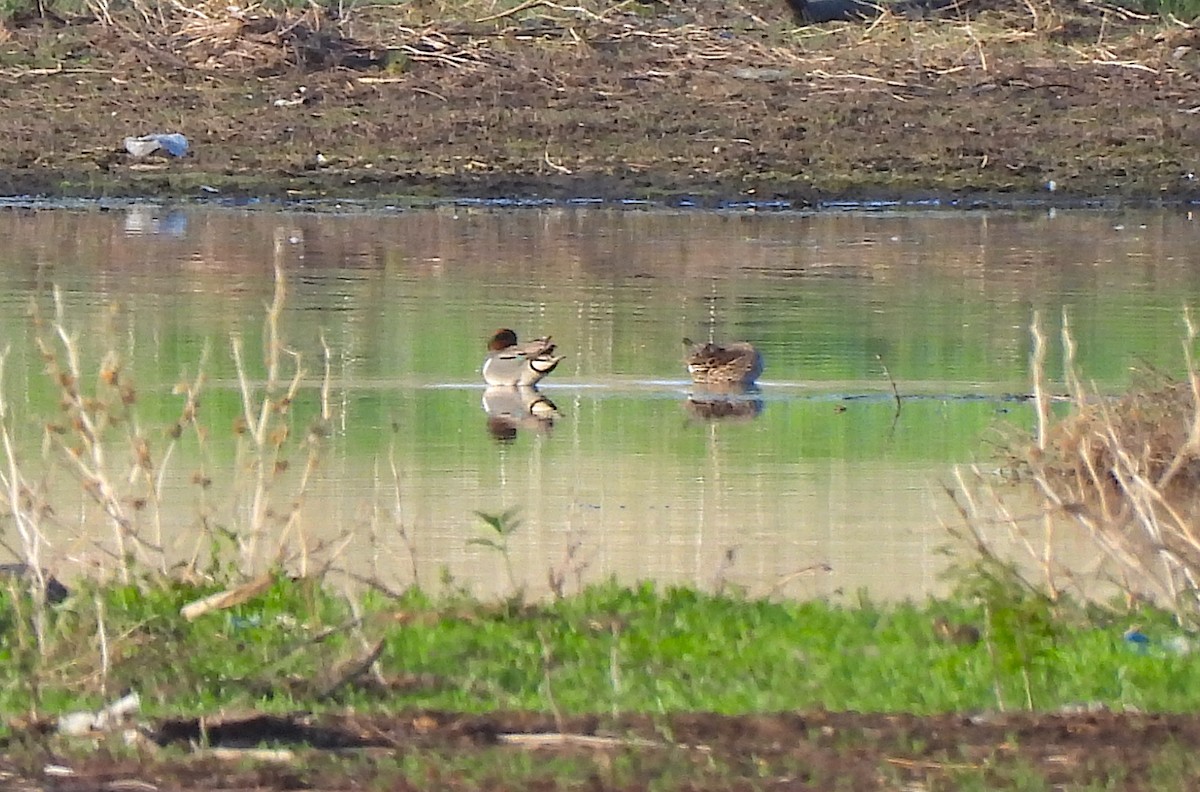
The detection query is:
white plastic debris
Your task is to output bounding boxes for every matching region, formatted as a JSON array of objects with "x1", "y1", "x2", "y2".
[
  {"x1": 94, "y1": 690, "x2": 141, "y2": 730},
  {"x1": 43, "y1": 764, "x2": 76, "y2": 777},
  {"x1": 123, "y1": 133, "x2": 189, "y2": 158},
  {"x1": 1165, "y1": 635, "x2": 1197, "y2": 655},
  {"x1": 273, "y1": 86, "x2": 309, "y2": 107},
  {"x1": 56, "y1": 690, "x2": 141, "y2": 736},
  {"x1": 56, "y1": 712, "x2": 99, "y2": 736}
]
